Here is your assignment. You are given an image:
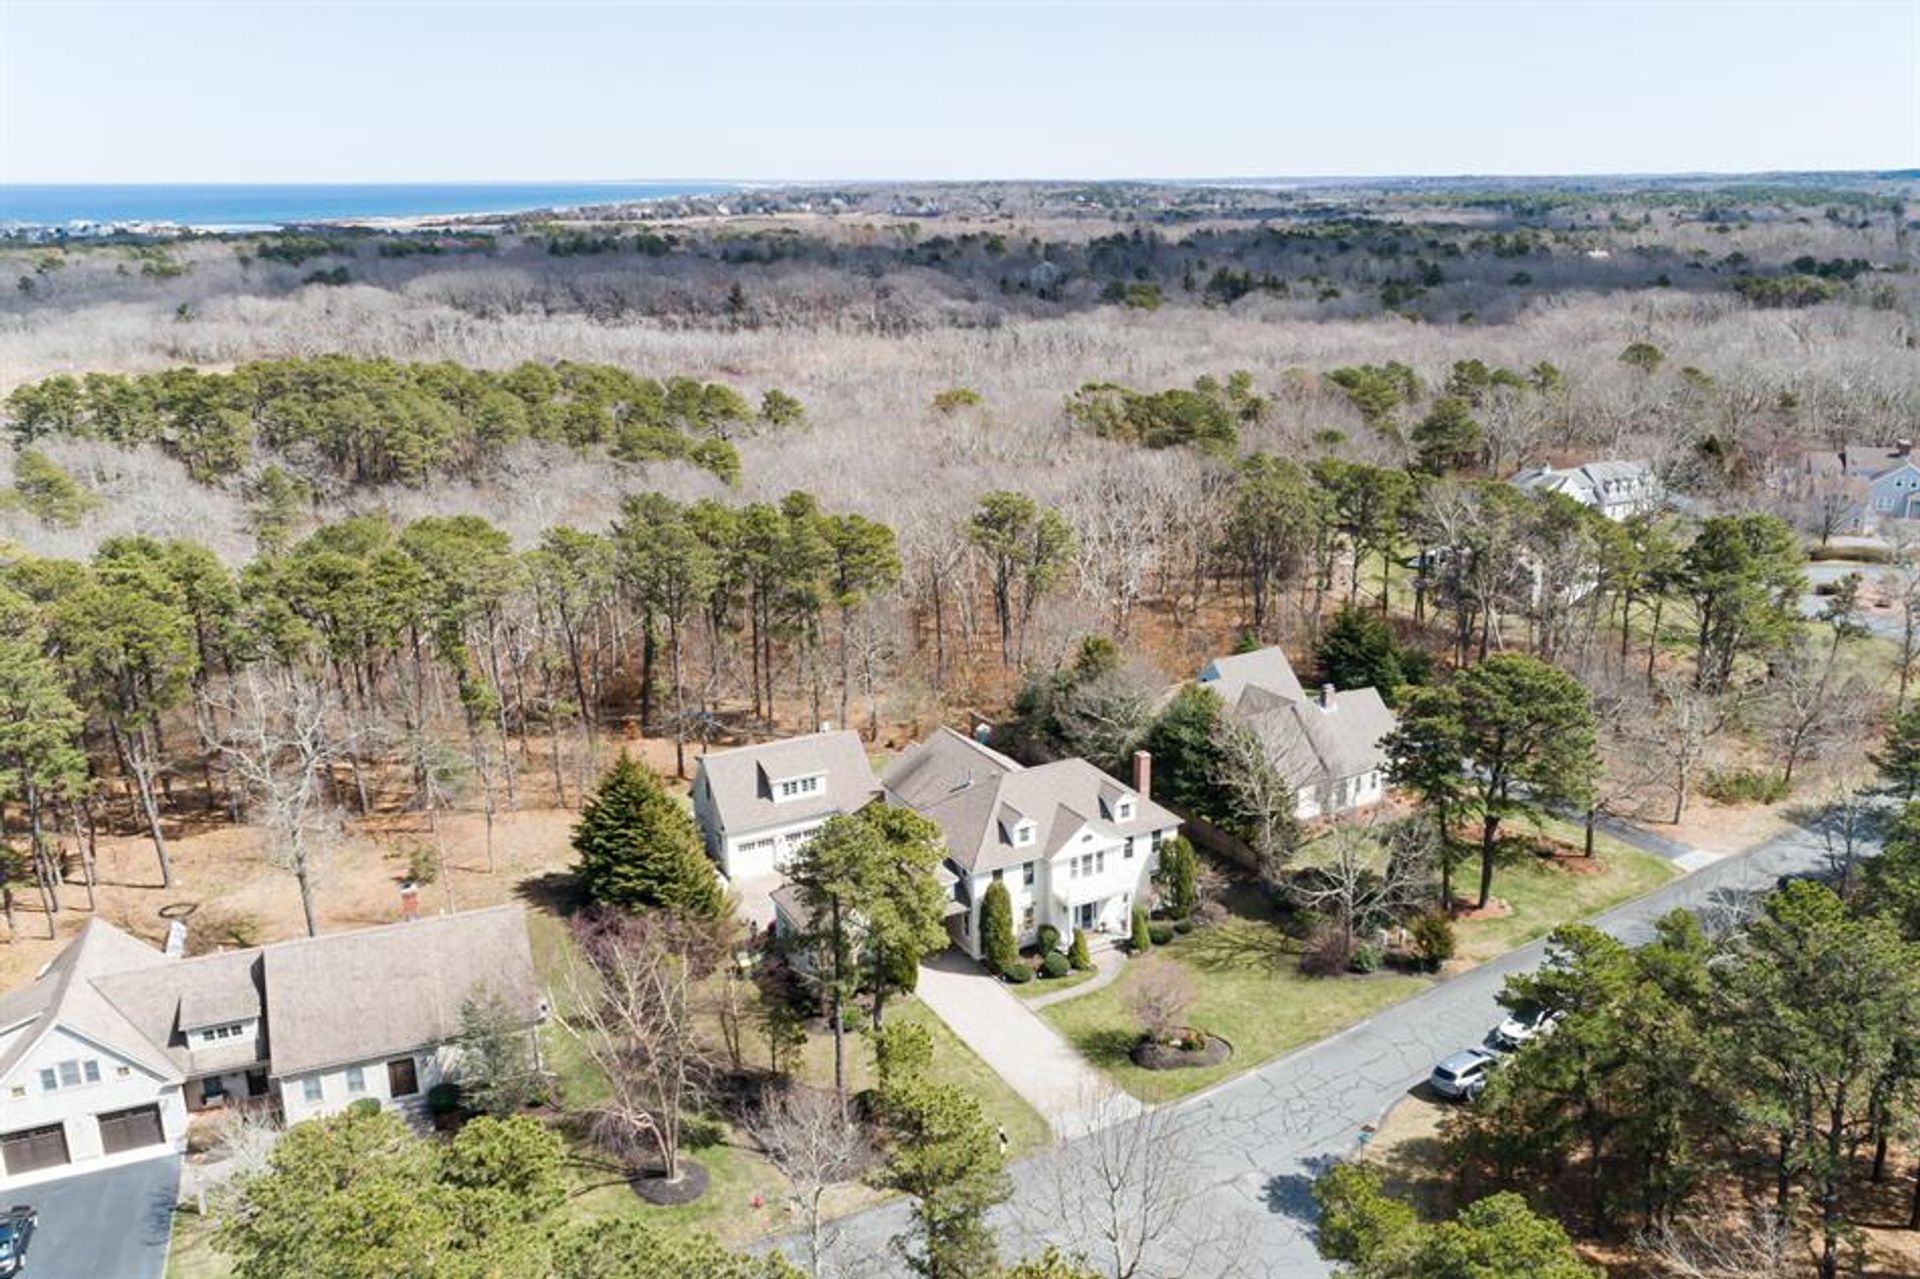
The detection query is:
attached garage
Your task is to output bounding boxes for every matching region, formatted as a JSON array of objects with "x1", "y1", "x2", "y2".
[
  {"x1": 96, "y1": 1104, "x2": 164, "y2": 1156},
  {"x1": 2, "y1": 1123, "x2": 70, "y2": 1176}
]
